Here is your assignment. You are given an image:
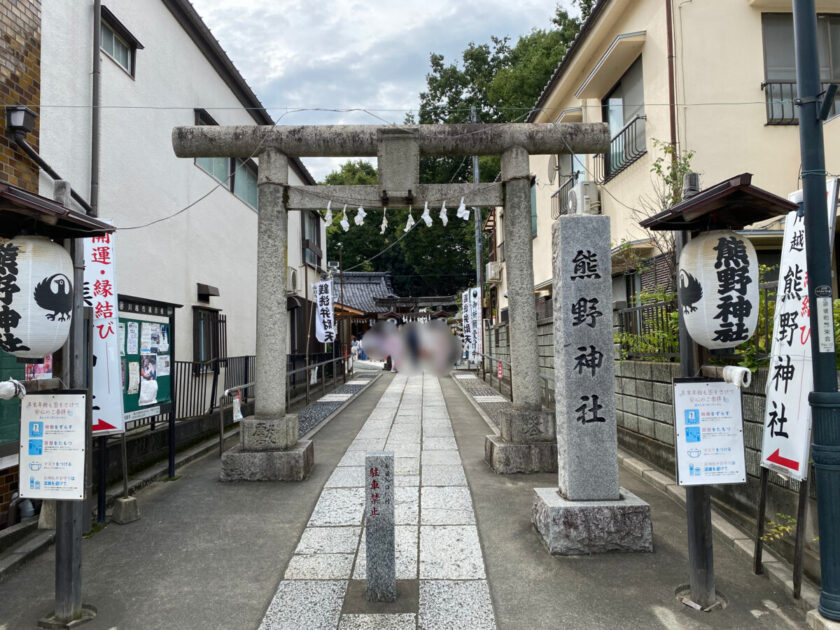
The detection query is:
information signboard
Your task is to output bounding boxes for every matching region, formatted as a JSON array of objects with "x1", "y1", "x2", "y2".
[
  {"x1": 673, "y1": 379, "x2": 747, "y2": 486},
  {"x1": 19, "y1": 393, "x2": 86, "y2": 500},
  {"x1": 119, "y1": 315, "x2": 172, "y2": 419}
]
